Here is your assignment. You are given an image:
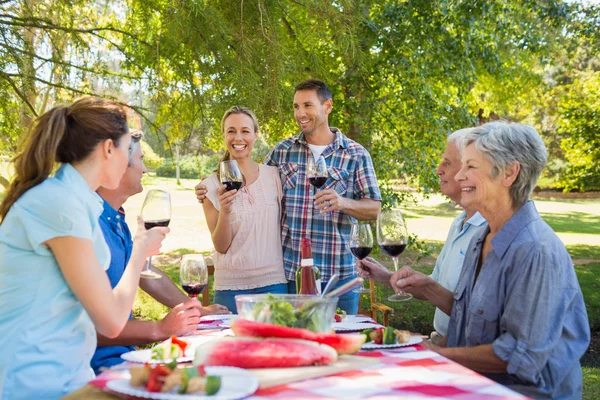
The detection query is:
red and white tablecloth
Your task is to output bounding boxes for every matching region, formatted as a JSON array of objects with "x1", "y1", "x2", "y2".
[{"x1": 91, "y1": 319, "x2": 528, "y2": 399}]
